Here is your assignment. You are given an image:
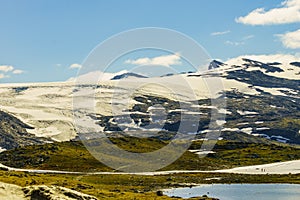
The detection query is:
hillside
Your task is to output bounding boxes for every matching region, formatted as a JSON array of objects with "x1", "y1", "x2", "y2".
[
  {"x1": 0, "y1": 56, "x2": 299, "y2": 149},
  {"x1": 0, "y1": 55, "x2": 300, "y2": 198},
  {"x1": 0, "y1": 135, "x2": 299, "y2": 172},
  {"x1": 0, "y1": 110, "x2": 52, "y2": 150}
]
